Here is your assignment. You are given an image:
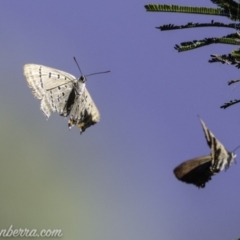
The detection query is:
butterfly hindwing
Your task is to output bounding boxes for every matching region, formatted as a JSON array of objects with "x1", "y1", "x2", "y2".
[
  {"x1": 174, "y1": 155, "x2": 213, "y2": 188},
  {"x1": 43, "y1": 82, "x2": 74, "y2": 117}
]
